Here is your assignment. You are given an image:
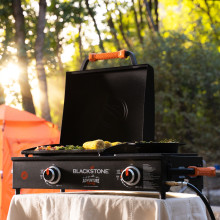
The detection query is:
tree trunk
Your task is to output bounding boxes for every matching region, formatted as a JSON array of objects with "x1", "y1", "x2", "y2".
[
  {"x1": 85, "y1": 0, "x2": 105, "y2": 52},
  {"x1": 0, "y1": 0, "x2": 11, "y2": 65},
  {"x1": 143, "y1": 0, "x2": 158, "y2": 32},
  {"x1": 104, "y1": 0, "x2": 121, "y2": 50},
  {"x1": 0, "y1": 84, "x2": 5, "y2": 105},
  {"x1": 55, "y1": 33, "x2": 64, "y2": 74},
  {"x1": 107, "y1": 17, "x2": 121, "y2": 50},
  {"x1": 35, "y1": 0, "x2": 51, "y2": 121},
  {"x1": 131, "y1": 0, "x2": 143, "y2": 45},
  {"x1": 12, "y1": 0, "x2": 35, "y2": 114},
  {"x1": 116, "y1": 7, "x2": 132, "y2": 50},
  {"x1": 154, "y1": 0, "x2": 159, "y2": 32},
  {"x1": 78, "y1": 0, "x2": 83, "y2": 63},
  {"x1": 138, "y1": 0, "x2": 144, "y2": 29},
  {"x1": 149, "y1": 0, "x2": 152, "y2": 11},
  {"x1": 78, "y1": 23, "x2": 83, "y2": 63},
  {"x1": 0, "y1": 20, "x2": 11, "y2": 65},
  {"x1": 57, "y1": 47, "x2": 64, "y2": 74}
]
